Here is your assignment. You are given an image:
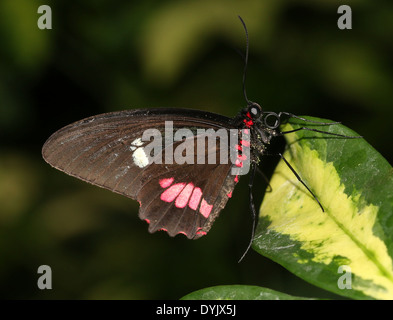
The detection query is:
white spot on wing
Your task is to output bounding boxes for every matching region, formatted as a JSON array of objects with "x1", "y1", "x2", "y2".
[
  {"x1": 131, "y1": 138, "x2": 144, "y2": 147},
  {"x1": 132, "y1": 147, "x2": 149, "y2": 168}
]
